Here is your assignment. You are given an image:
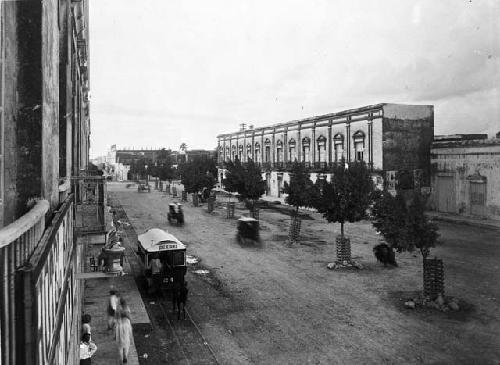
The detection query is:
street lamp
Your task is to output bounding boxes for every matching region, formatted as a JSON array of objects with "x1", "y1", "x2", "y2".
[{"x1": 145, "y1": 164, "x2": 148, "y2": 183}]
